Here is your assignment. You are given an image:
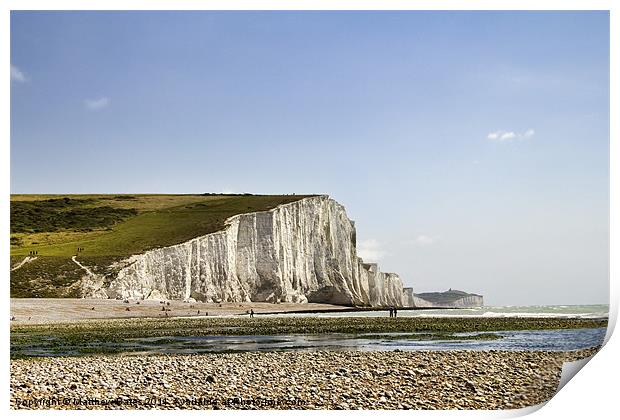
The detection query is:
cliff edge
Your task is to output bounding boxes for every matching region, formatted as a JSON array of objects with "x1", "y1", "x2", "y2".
[{"x1": 94, "y1": 195, "x2": 412, "y2": 307}]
